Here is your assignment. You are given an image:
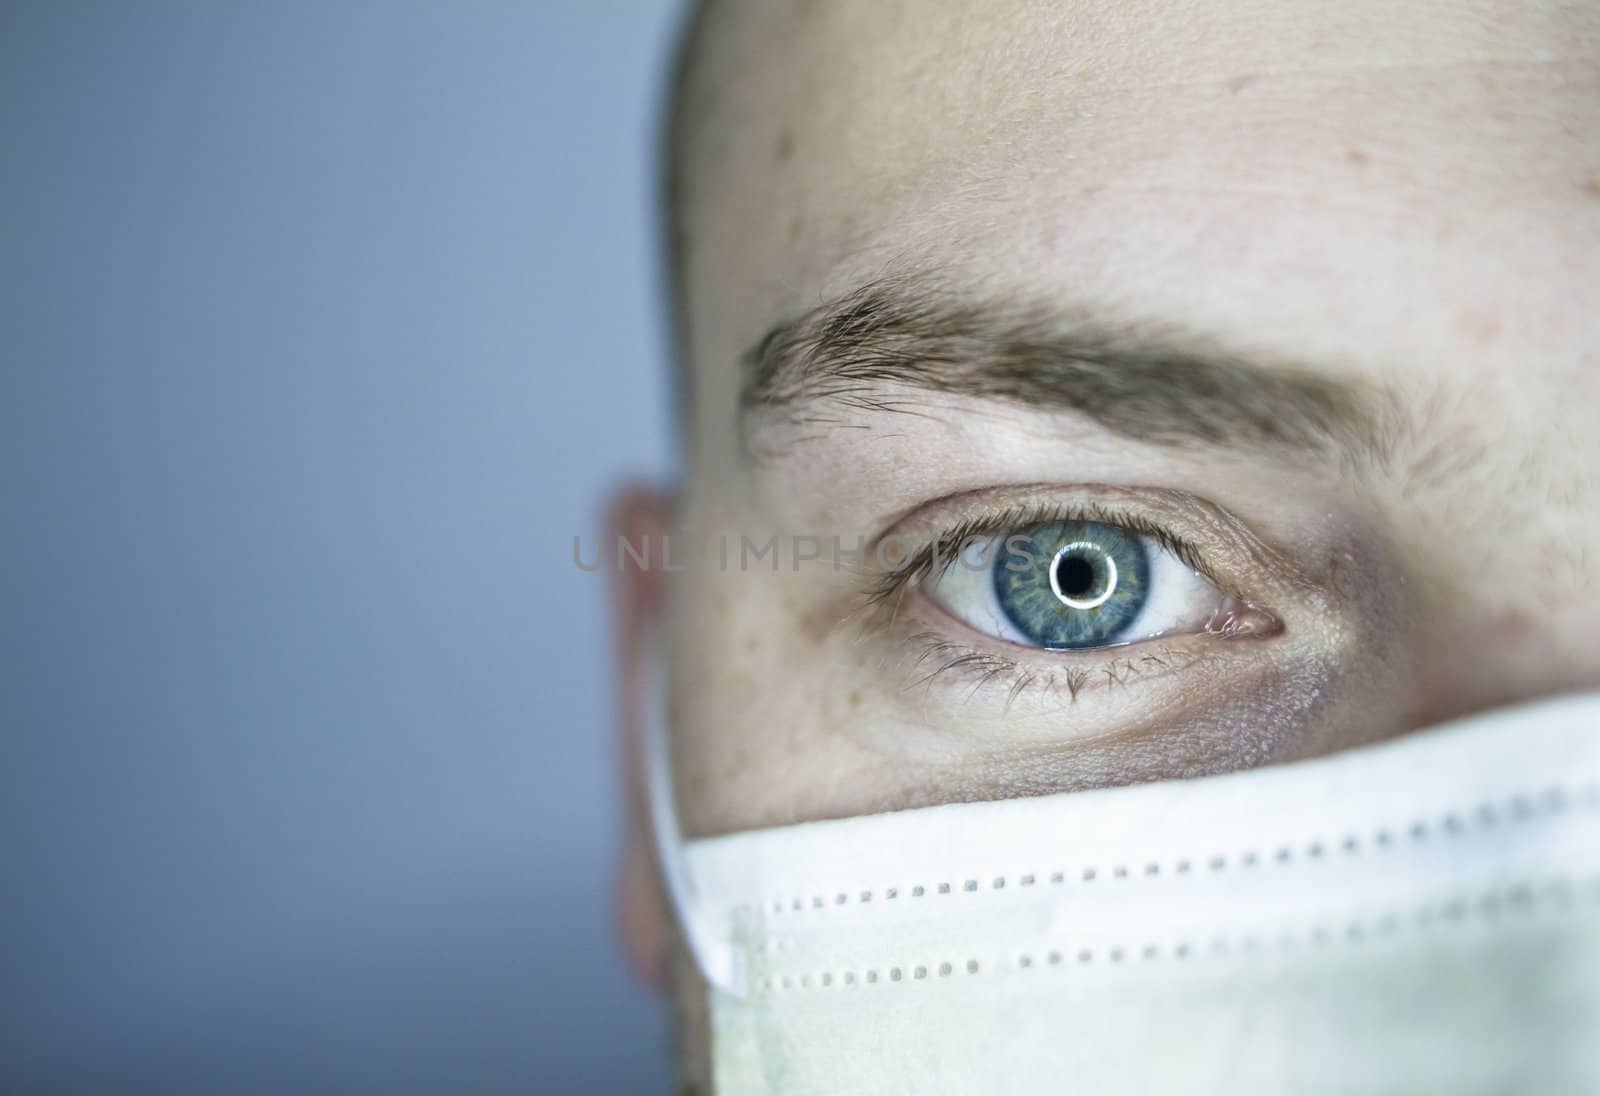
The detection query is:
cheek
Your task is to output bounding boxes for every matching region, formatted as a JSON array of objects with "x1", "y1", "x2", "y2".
[
  {"x1": 670, "y1": 555, "x2": 980, "y2": 834},
  {"x1": 1176, "y1": 652, "x2": 1347, "y2": 769},
  {"x1": 666, "y1": 563, "x2": 857, "y2": 835},
  {"x1": 1406, "y1": 596, "x2": 1600, "y2": 730}
]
